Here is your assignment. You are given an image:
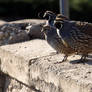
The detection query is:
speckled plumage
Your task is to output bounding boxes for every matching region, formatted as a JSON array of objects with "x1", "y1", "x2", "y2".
[
  {"x1": 43, "y1": 11, "x2": 92, "y2": 62},
  {"x1": 55, "y1": 14, "x2": 92, "y2": 61},
  {"x1": 42, "y1": 25, "x2": 75, "y2": 62}
]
